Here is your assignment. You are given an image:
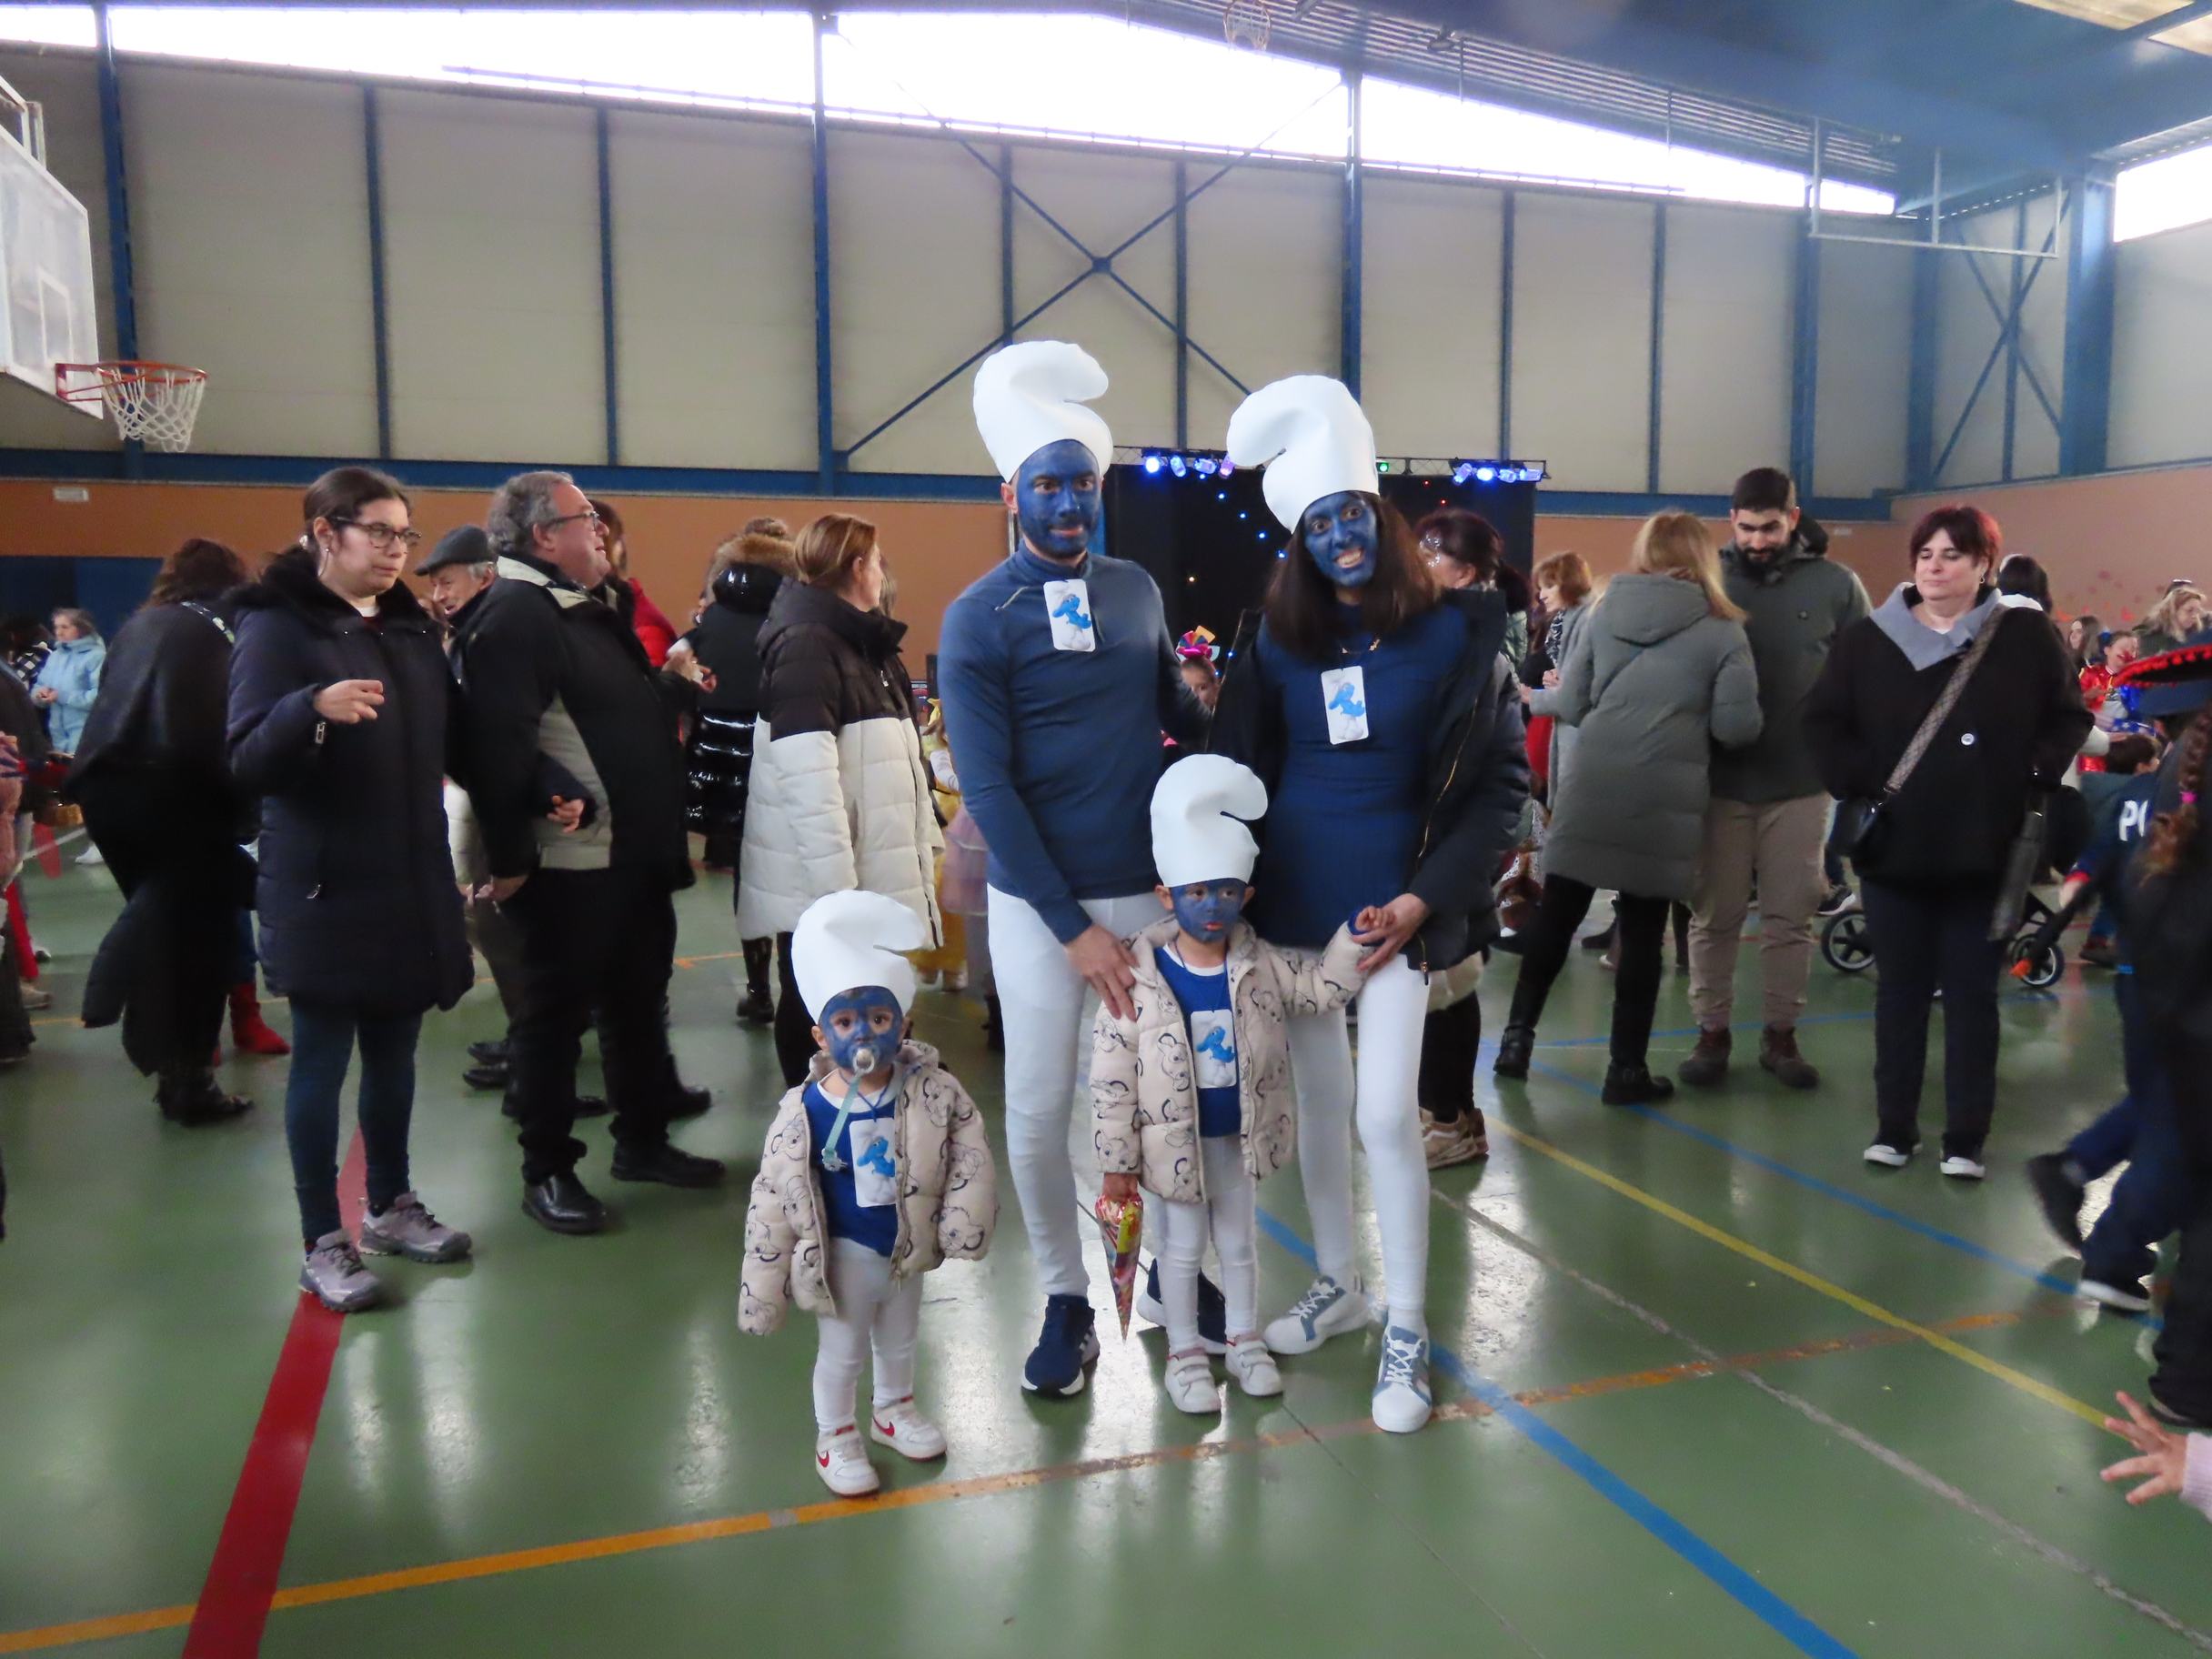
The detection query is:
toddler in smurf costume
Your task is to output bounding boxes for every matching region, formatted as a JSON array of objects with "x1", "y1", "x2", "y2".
[
  {"x1": 1091, "y1": 755, "x2": 1368, "y2": 1413},
  {"x1": 739, "y1": 890, "x2": 997, "y2": 1497}
]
